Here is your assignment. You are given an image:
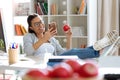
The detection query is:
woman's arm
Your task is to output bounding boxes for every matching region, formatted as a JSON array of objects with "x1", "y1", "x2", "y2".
[
  {"x1": 33, "y1": 28, "x2": 57, "y2": 50},
  {"x1": 32, "y1": 36, "x2": 47, "y2": 50},
  {"x1": 65, "y1": 29, "x2": 72, "y2": 50}
]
